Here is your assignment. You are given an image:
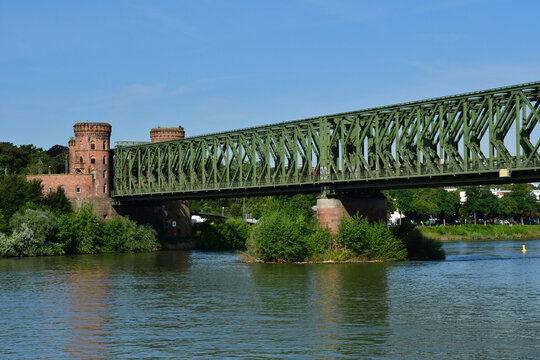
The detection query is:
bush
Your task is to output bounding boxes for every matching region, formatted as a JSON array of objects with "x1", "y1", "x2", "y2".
[
  {"x1": 56, "y1": 205, "x2": 103, "y2": 254},
  {"x1": 306, "y1": 225, "x2": 334, "y2": 256},
  {"x1": 338, "y1": 215, "x2": 407, "y2": 260},
  {"x1": 247, "y1": 207, "x2": 314, "y2": 262},
  {"x1": 0, "y1": 224, "x2": 39, "y2": 256},
  {"x1": 42, "y1": 187, "x2": 72, "y2": 214},
  {"x1": 102, "y1": 216, "x2": 159, "y2": 253}
]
